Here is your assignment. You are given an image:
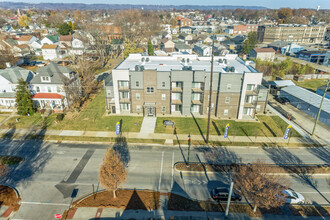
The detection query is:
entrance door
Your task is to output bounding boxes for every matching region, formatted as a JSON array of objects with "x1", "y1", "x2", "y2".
[
  {"x1": 147, "y1": 107, "x2": 154, "y2": 116},
  {"x1": 112, "y1": 106, "x2": 116, "y2": 114}
]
